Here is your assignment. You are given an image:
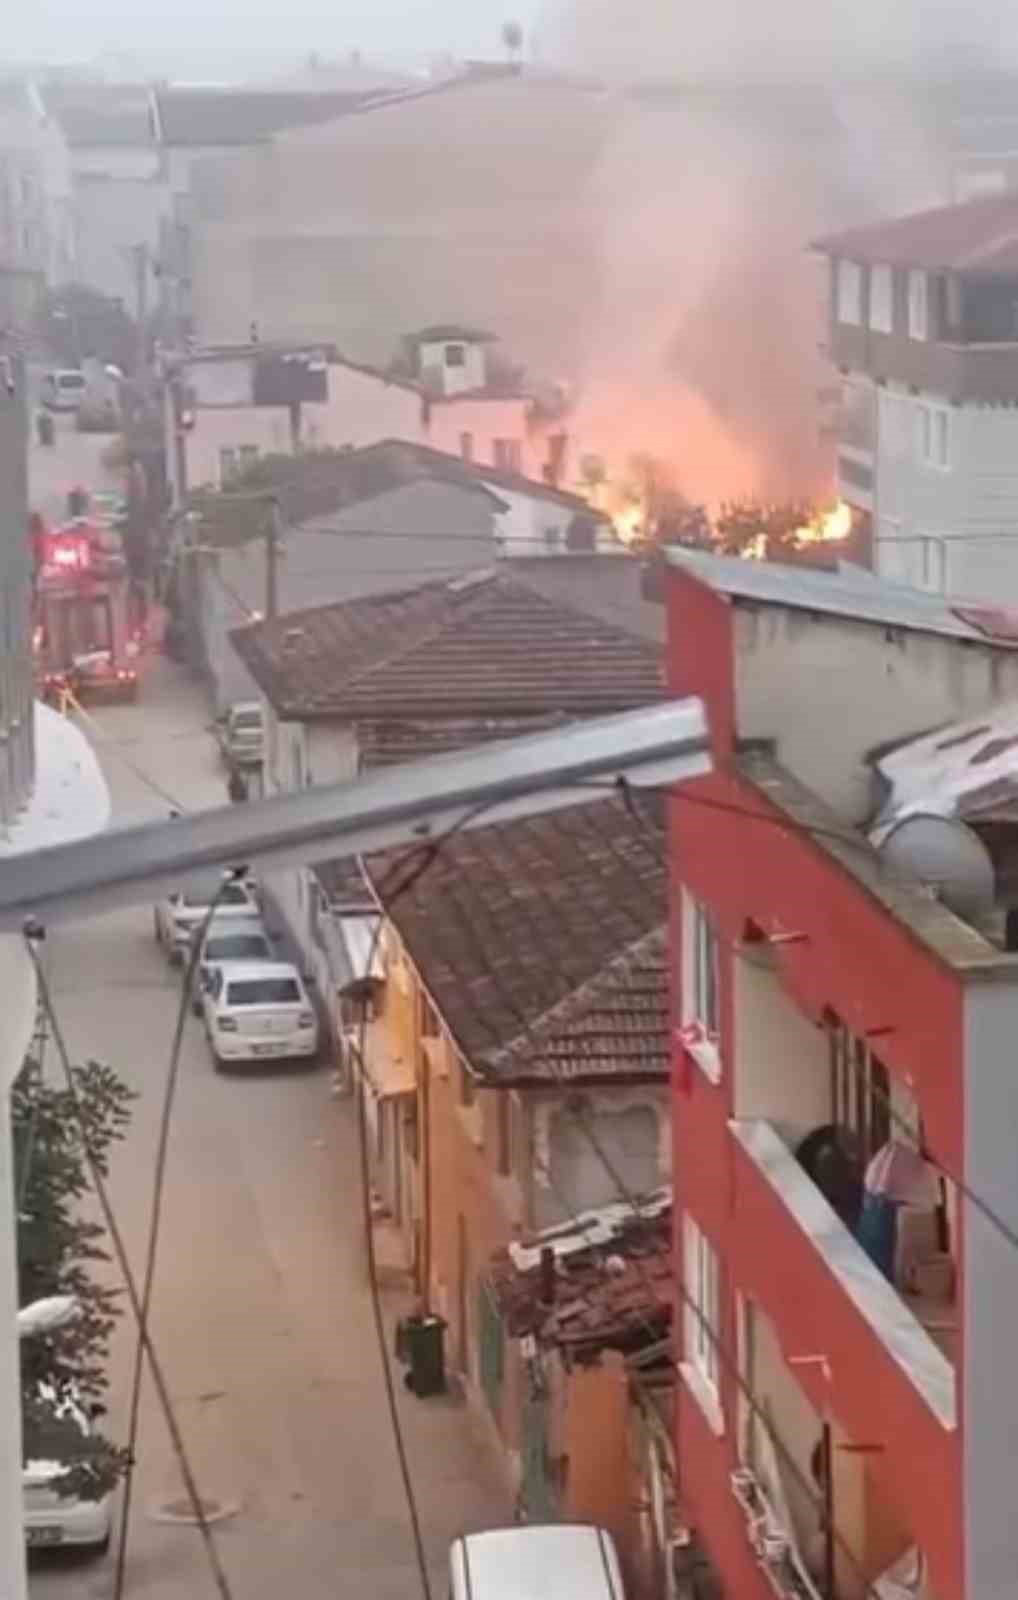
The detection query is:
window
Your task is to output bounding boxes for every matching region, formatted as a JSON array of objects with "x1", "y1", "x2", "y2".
[
  {"x1": 493, "y1": 438, "x2": 522, "y2": 473},
  {"x1": 459, "y1": 431, "x2": 474, "y2": 463},
  {"x1": 869, "y1": 264, "x2": 893, "y2": 334},
  {"x1": 219, "y1": 446, "x2": 237, "y2": 485},
  {"x1": 908, "y1": 269, "x2": 928, "y2": 340},
  {"x1": 226, "y1": 977, "x2": 302, "y2": 1006},
  {"x1": 680, "y1": 890, "x2": 721, "y2": 1080},
  {"x1": 836, "y1": 259, "x2": 862, "y2": 326},
  {"x1": 460, "y1": 1059, "x2": 476, "y2": 1108},
  {"x1": 444, "y1": 343, "x2": 466, "y2": 368},
  {"x1": 238, "y1": 444, "x2": 259, "y2": 470},
  {"x1": 916, "y1": 402, "x2": 951, "y2": 470},
  {"x1": 918, "y1": 537, "x2": 946, "y2": 594},
  {"x1": 683, "y1": 1215, "x2": 722, "y2": 1431},
  {"x1": 879, "y1": 390, "x2": 909, "y2": 458},
  {"x1": 828, "y1": 1019, "x2": 891, "y2": 1167}
]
